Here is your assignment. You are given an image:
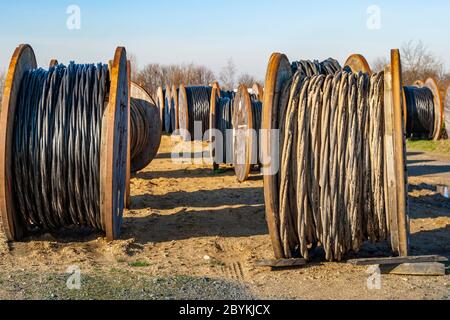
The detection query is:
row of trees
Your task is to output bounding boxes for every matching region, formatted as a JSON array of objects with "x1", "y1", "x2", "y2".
[
  {"x1": 373, "y1": 40, "x2": 450, "y2": 93},
  {"x1": 0, "y1": 41, "x2": 448, "y2": 104},
  {"x1": 132, "y1": 58, "x2": 261, "y2": 99}
]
